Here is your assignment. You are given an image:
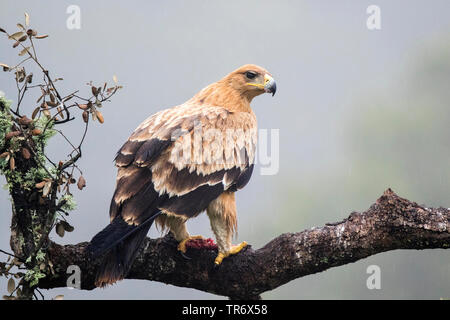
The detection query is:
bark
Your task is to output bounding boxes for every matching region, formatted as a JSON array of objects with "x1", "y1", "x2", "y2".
[{"x1": 36, "y1": 189, "x2": 450, "y2": 299}]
